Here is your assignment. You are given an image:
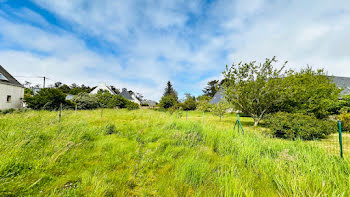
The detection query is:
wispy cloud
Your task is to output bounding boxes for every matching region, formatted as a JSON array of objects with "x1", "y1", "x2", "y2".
[{"x1": 0, "y1": 0, "x2": 350, "y2": 100}]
